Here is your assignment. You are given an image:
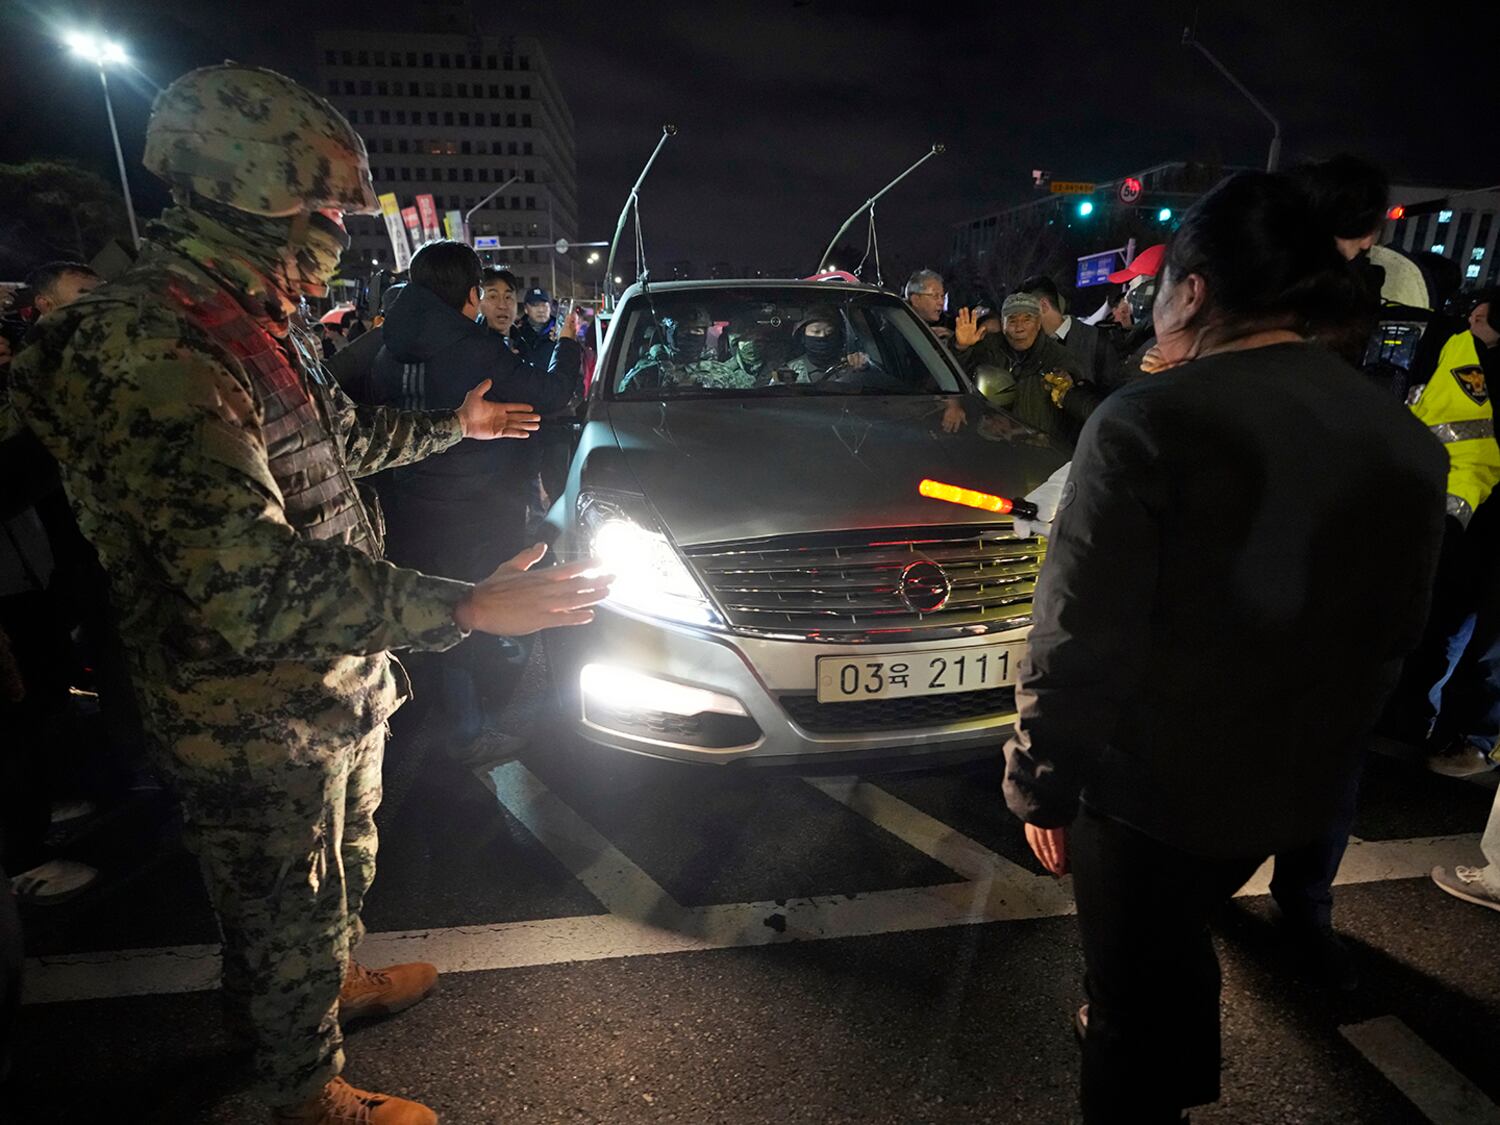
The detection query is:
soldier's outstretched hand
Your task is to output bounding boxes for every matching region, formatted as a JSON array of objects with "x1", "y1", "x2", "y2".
[
  {"x1": 458, "y1": 380, "x2": 542, "y2": 439},
  {"x1": 453, "y1": 544, "x2": 614, "y2": 636}
]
